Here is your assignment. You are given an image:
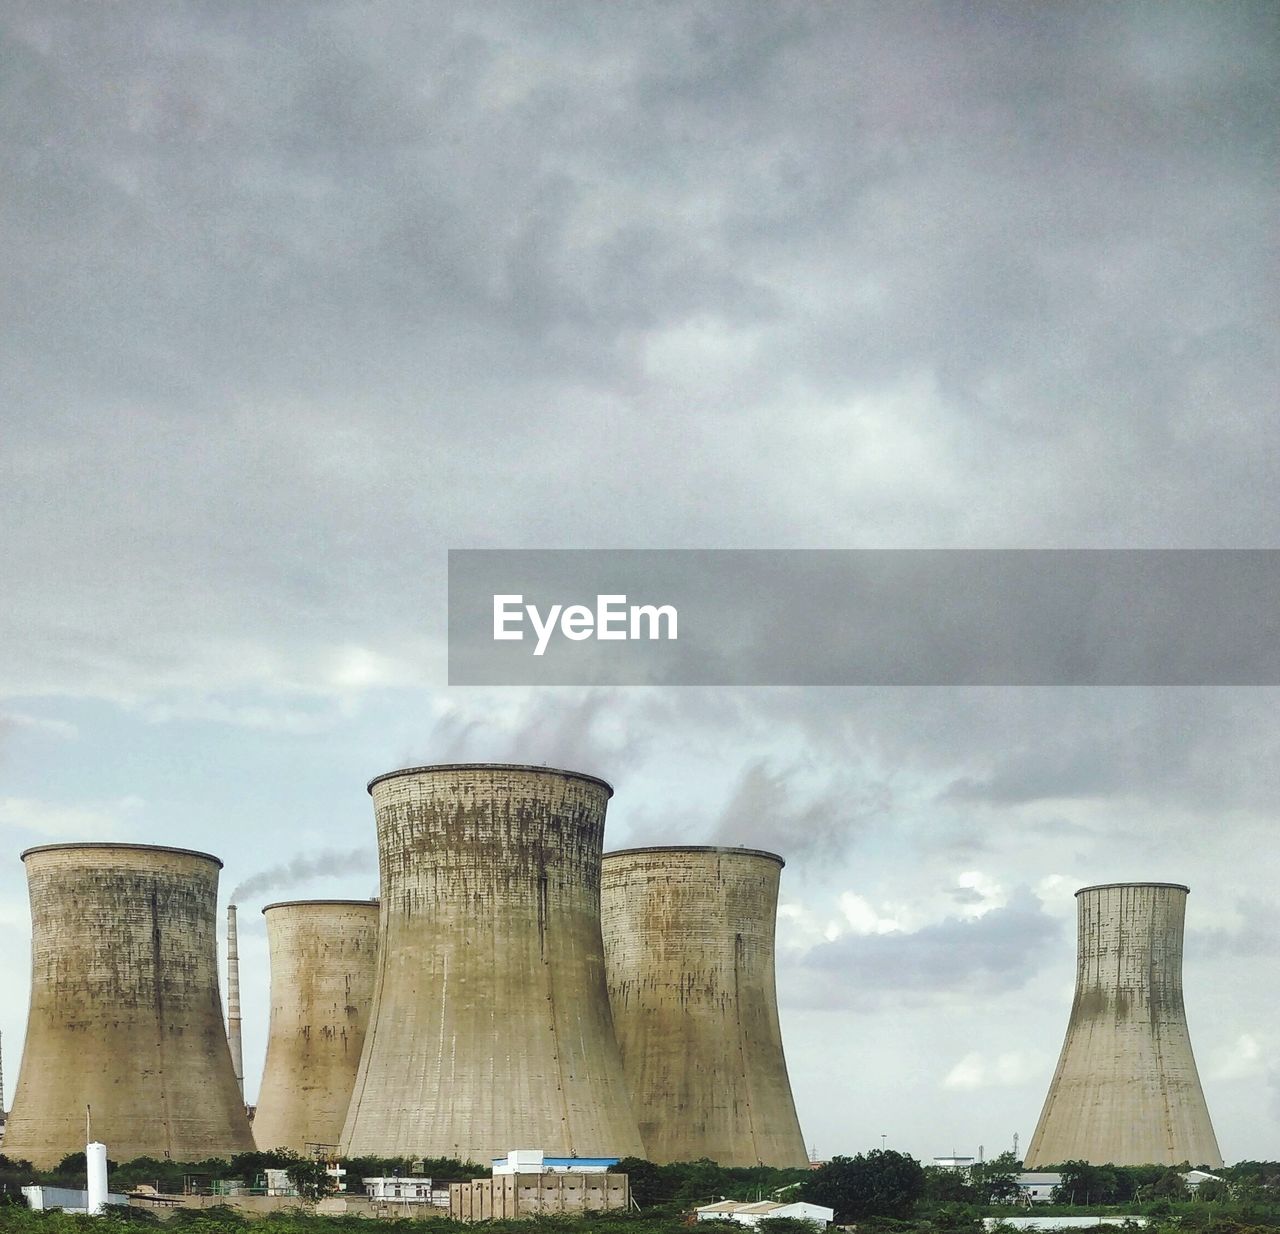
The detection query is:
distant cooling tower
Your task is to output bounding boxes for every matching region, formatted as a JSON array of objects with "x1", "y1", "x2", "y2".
[
  {"x1": 1025, "y1": 882, "x2": 1222, "y2": 1168},
  {"x1": 601, "y1": 846, "x2": 808, "y2": 1167},
  {"x1": 3, "y1": 843, "x2": 255, "y2": 1168},
  {"x1": 340, "y1": 764, "x2": 643, "y2": 1162},
  {"x1": 253, "y1": 899, "x2": 379, "y2": 1154}
]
